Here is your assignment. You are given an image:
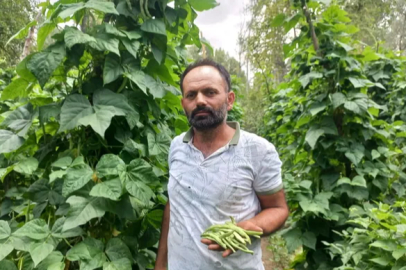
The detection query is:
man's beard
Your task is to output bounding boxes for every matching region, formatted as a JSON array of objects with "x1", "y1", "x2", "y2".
[{"x1": 186, "y1": 103, "x2": 227, "y2": 131}]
